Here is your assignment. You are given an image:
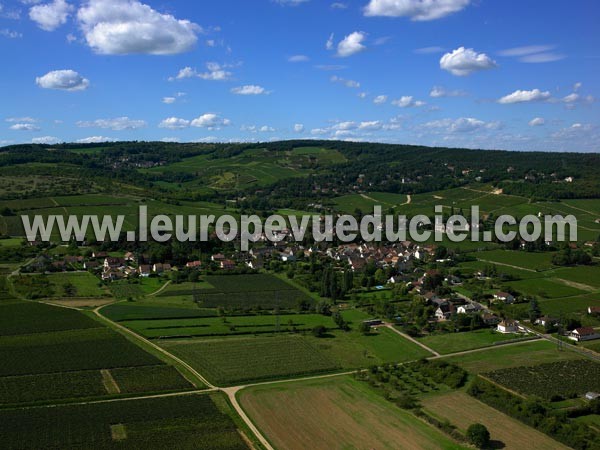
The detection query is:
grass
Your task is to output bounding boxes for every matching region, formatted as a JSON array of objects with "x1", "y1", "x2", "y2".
[
  {"x1": 422, "y1": 391, "x2": 569, "y2": 450},
  {"x1": 239, "y1": 376, "x2": 467, "y2": 450},
  {"x1": 162, "y1": 335, "x2": 340, "y2": 386},
  {"x1": 45, "y1": 272, "x2": 109, "y2": 298},
  {"x1": 443, "y1": 340, "x2": 583, "y2": 373},
  {"x1": 308, "y1": 327, "x2": 433, "y2": 368},
  {"x1": 417, "y1": 329, "x2": 533, "y2": 355},
  {"x1": 103, "y1": 302, "x2": 217, "y2": 321},
  {"x1": 475, "y1": 250, "x2": 556, "y2": 271}
]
